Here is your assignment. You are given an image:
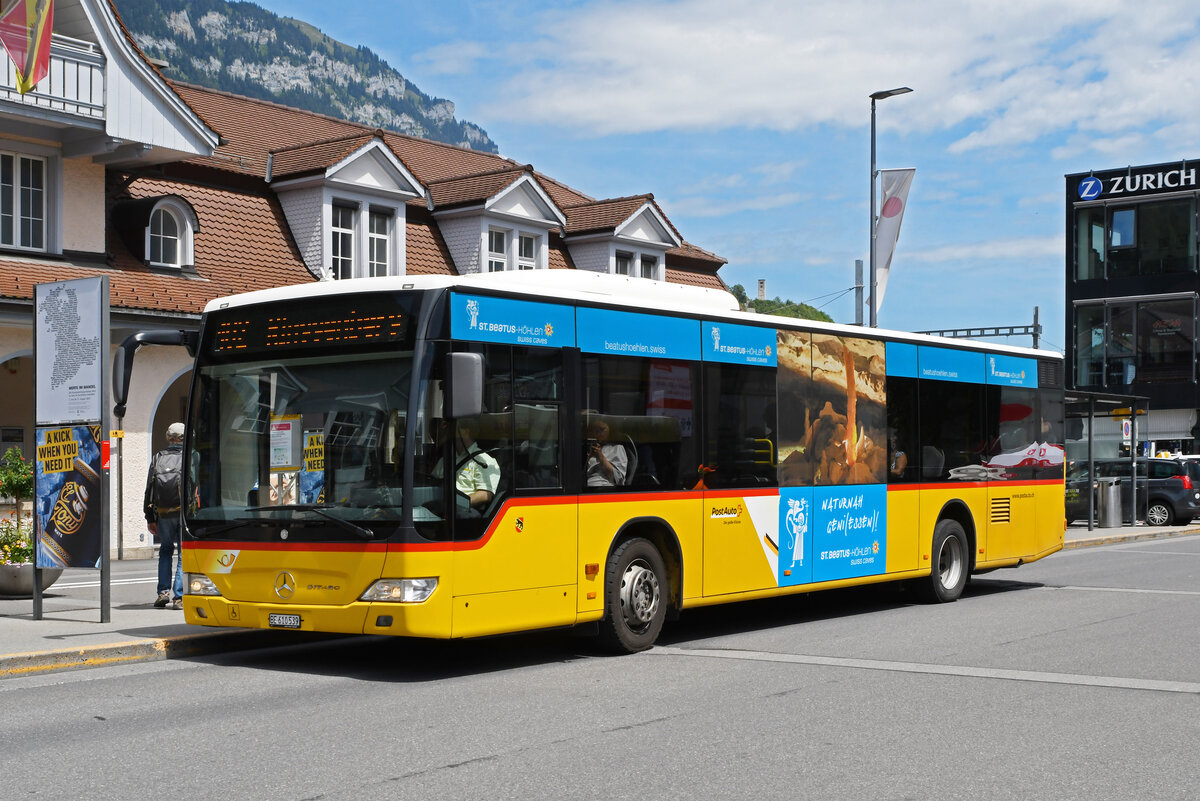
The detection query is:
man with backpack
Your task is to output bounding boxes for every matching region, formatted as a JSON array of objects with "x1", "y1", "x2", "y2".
[{"x1": 145, "y1": 422, "x2": 185, "y2": 609}]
